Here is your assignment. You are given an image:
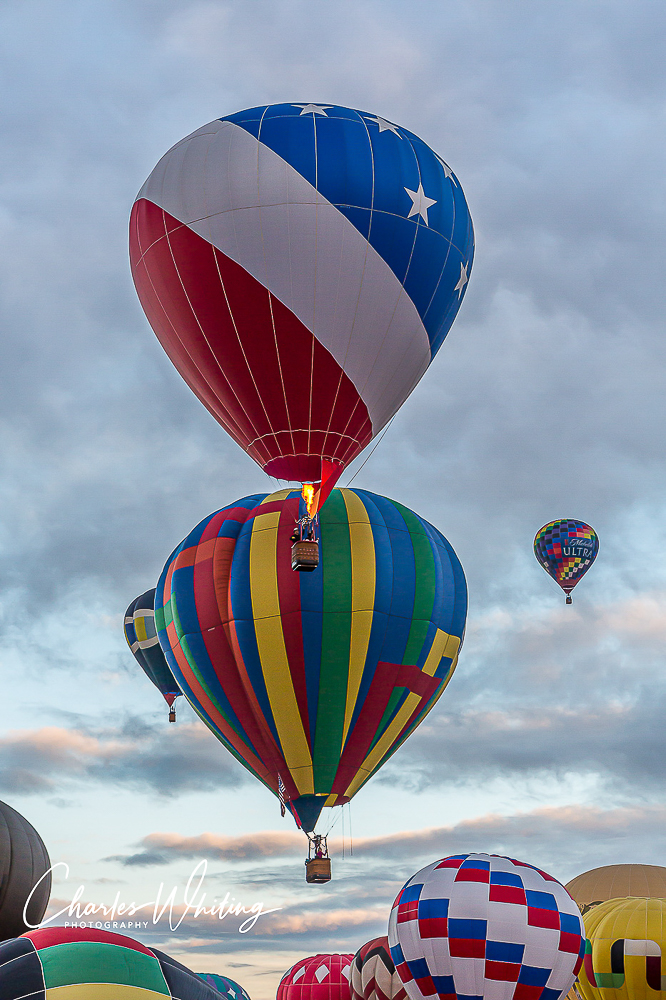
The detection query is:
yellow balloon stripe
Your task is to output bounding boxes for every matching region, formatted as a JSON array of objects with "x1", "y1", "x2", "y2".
[
  {"x1": 341, "y1": 488, "x2": 376, "y2": 744},
  {"x1": 260, "y1": 489, "x2": 292, "y2": 504},
  {"x1": 343, "y1": 628, "x2": 460, "y2": 798},
  {"x1": 250, "y1": 507, "x2": 314, "y2": 793},
  {"x1": 133, "y1": 615, "x2": 149, "y2": 642}
]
